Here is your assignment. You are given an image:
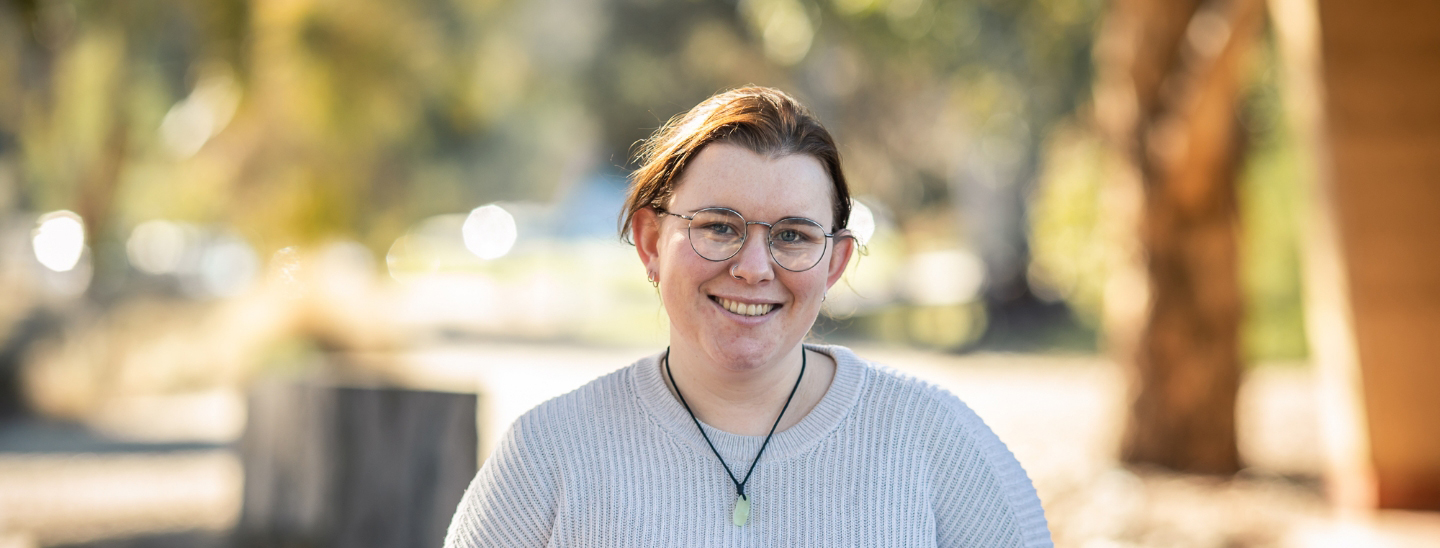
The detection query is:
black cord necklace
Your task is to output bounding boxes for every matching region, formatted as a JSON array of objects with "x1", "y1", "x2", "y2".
[{"x1": 663, "y1": 347, "x2": 806, "y2": 526}]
